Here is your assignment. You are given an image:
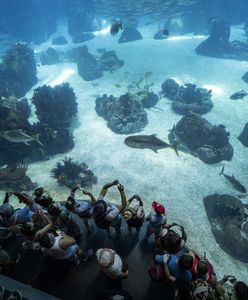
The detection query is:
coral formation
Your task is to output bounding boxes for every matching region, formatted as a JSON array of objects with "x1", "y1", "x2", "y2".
[
  {"x1": 51, "y1": 157, "x2": 97, "y2": 189},
  {"x1": 161, "y1": 78, "x2": 213, "y2": 115},
  {"x1": 32, "y1": 83, "x2": 78, "y2": 129},
  {"x1": 95, "y1": 93, "x2": 148, "y2": 134},
  {"x1": 168, "y1": 112, "x2": 233, "y2": 164},
  {"x1": 0, "y1": 43, "x2": 37, "y2": 97}
]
